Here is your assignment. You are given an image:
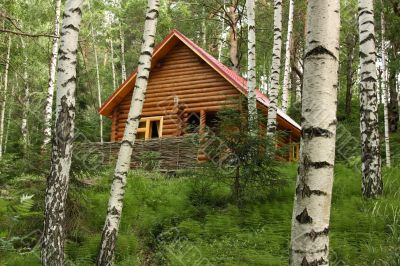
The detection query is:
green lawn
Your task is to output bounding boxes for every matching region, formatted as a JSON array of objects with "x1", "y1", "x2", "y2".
[{"x1": 0, "y1": 162, "x2": 399, "y2": 265}]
